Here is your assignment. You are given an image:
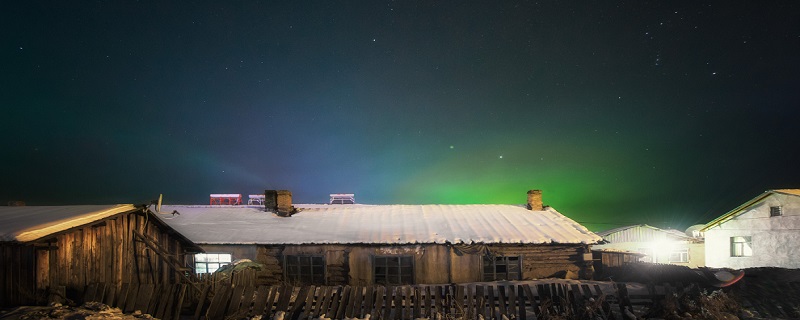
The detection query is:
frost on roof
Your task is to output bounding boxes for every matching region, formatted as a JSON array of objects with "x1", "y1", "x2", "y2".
[
  {"x1": 0, "y1": 204, "x2": 136, "y2": 242},
  {"x1": 157, "y1": 204, "x2": 602, "y2": 245}
]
